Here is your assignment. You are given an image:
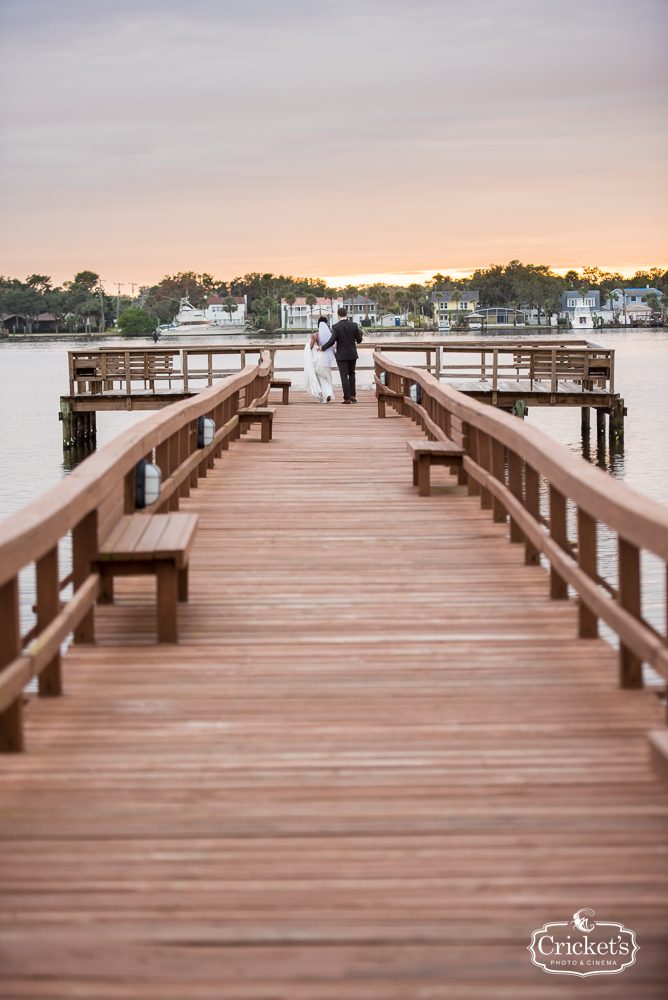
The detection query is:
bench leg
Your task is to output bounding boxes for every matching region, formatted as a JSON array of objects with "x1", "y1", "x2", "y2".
[
  {"x1": 261, "y1": 417, "x2": 272, "y2": 443},
  {"x1": 178, "y1": 567, "x2": 188, "y2": 603},
  {"x1": 413, "y1": 459, "x2": 419, "y2": 486},
  {"x1": 418, "y1": 455, "x2": 431, "y2": 497},
  {"x1": 378, "y1": 396, "x2": 386, "y2": 418},
  {"x1": 97, "y1": 575, "x2": 114, "y2": 605},
  {"x1": 282, "y1": 386, "x2": 289, "y2": 405},
  {"x1": 156, "y1": 561, "x2": 178, "y2": 643}
]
